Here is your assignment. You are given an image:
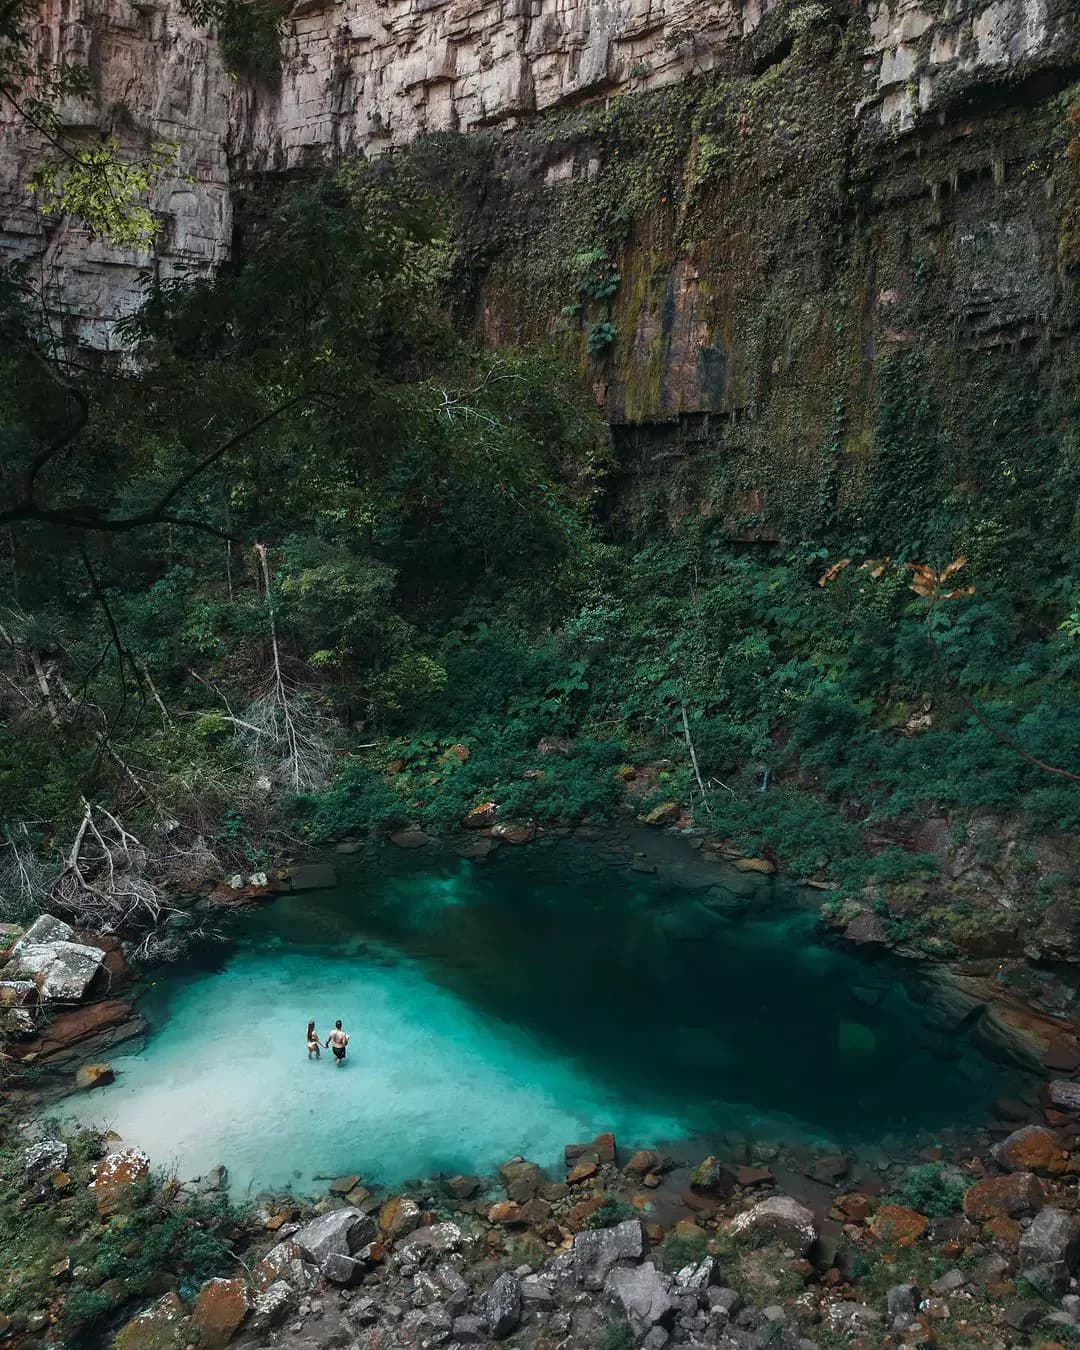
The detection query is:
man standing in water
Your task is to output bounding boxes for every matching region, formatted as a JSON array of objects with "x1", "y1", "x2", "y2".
[{"x1": 325, "y1": 1020, "x2": 350, "y2": 1065}]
